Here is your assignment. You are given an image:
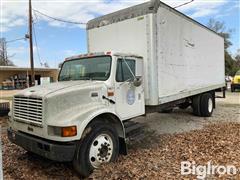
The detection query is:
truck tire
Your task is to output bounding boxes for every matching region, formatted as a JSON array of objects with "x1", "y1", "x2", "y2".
[
  {"x1": 231, "y1": 85, "x2": 235, "y2": 92},
  {"x1": 73, "y1": 121, "x2": 119, "y2": 177},
  {"x1": 192, "y1": 95, "x2": 201, "y2": 116},
  {"x1": 200, "y1": 93, "x2": 213, "y2": 117}
]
